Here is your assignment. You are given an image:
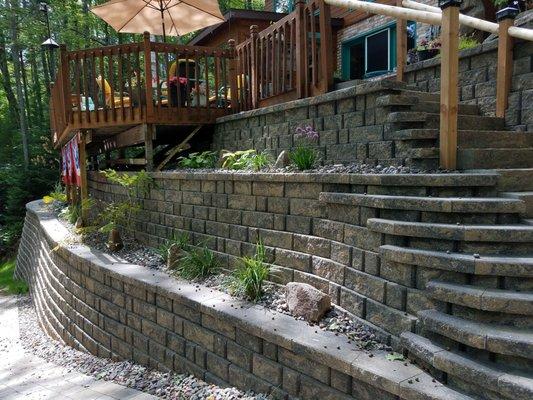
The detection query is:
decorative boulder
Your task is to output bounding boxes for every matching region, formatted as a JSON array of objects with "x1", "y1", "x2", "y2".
[
  {"x1": 285, "y1": 282, "x2": 331, "y2": 322},
  {"x1": 274, "y1": 150, "x2": 290, "y2": 168}
]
